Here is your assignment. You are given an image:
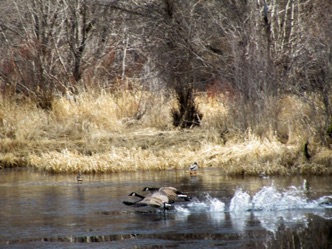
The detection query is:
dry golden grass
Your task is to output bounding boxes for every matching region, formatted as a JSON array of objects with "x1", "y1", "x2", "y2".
[{"x1": 0, "y1": 90, "x2": 331, "y2": 175}]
